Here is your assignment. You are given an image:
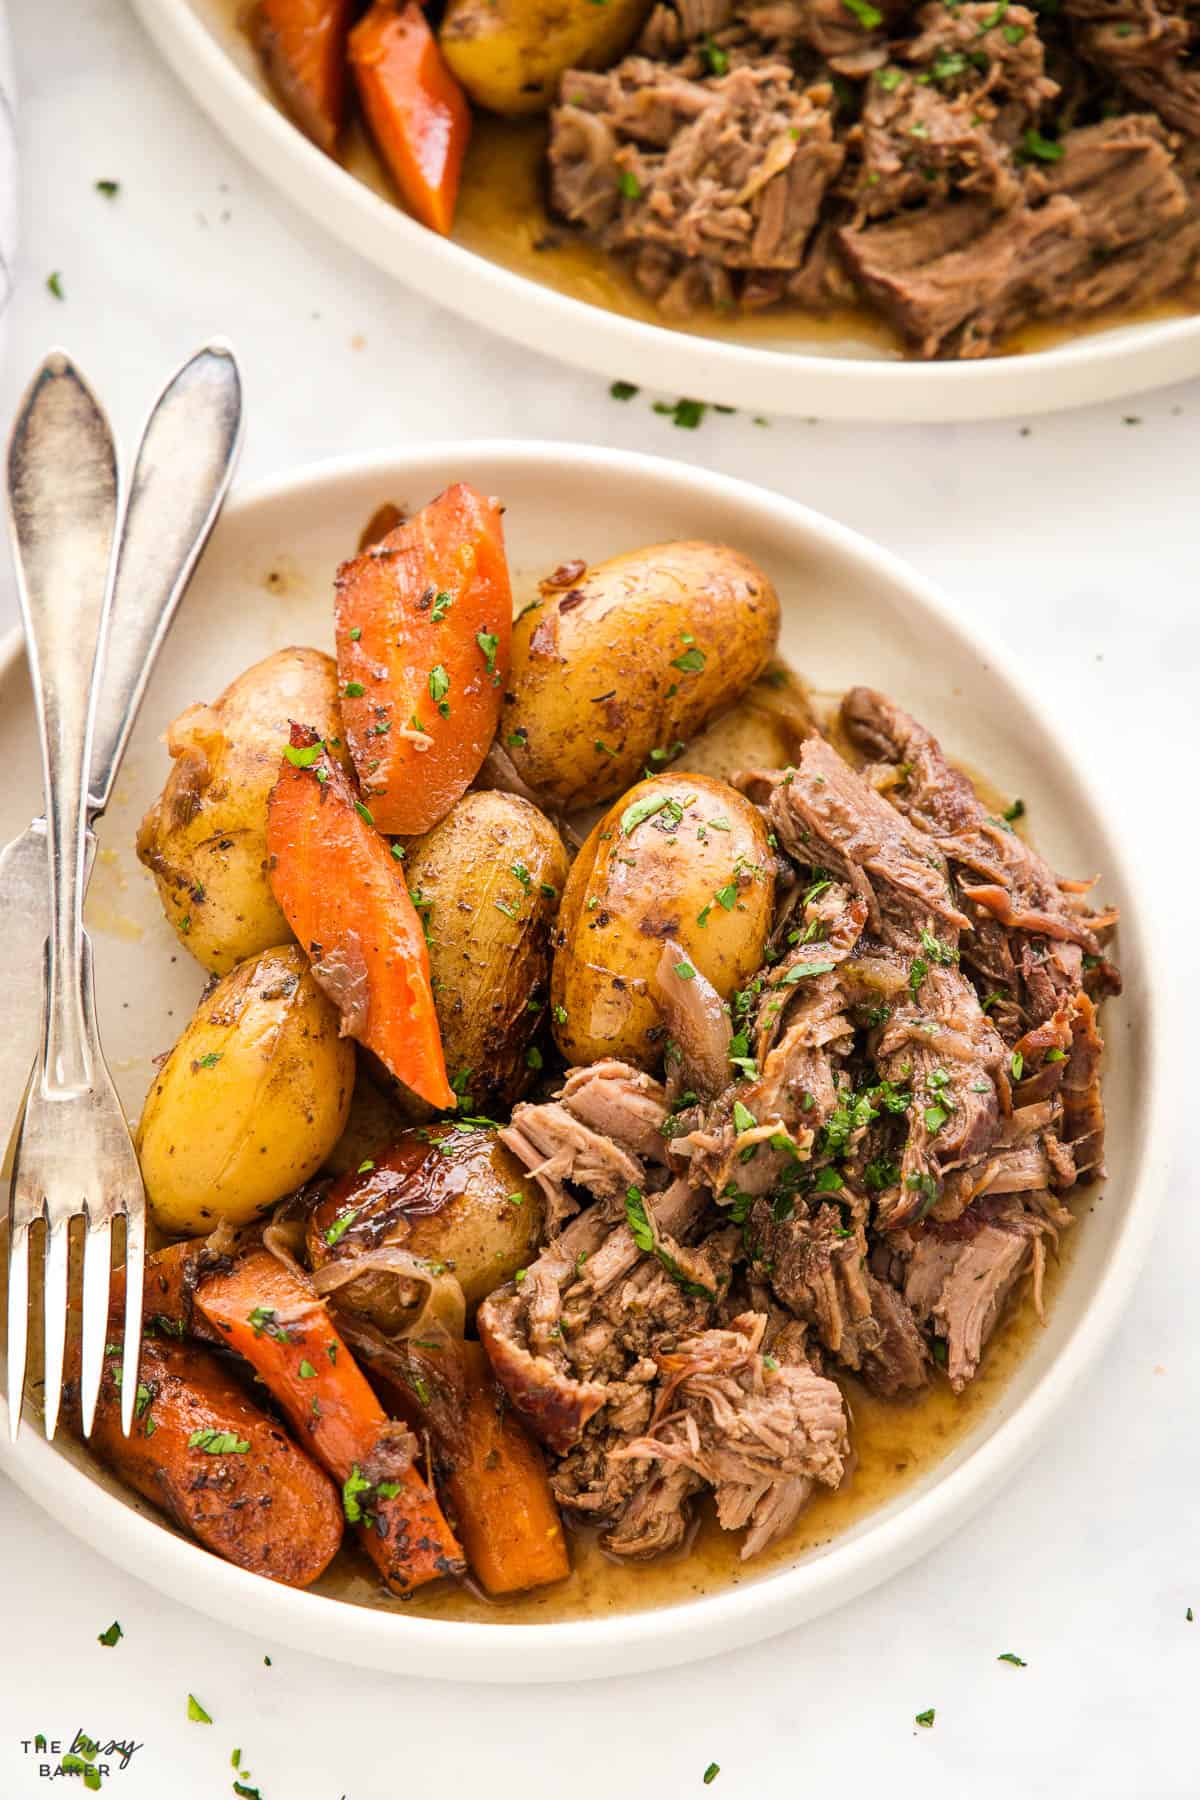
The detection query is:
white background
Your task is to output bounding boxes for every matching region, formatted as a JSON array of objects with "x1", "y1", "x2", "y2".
[{"x1": 0, "y1": 1, "x2": 1197, "y2": 1795}]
